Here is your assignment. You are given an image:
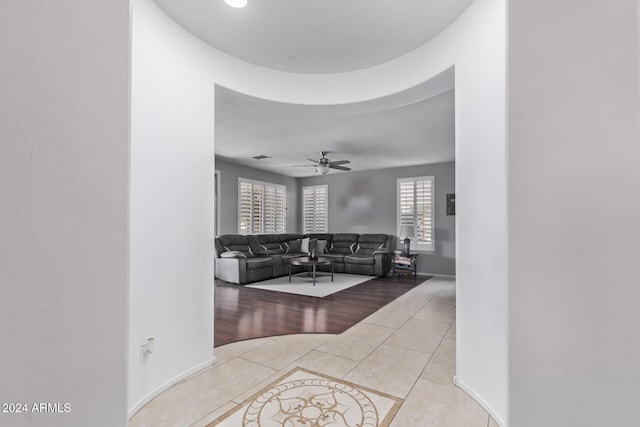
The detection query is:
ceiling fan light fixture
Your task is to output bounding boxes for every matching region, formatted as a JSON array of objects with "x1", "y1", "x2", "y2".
[
  {"x1": 225, "y1": 0, "x2": 247, "y2": 8},
  {"x1": 320, "y1": 164, "x2": 330, "y2": 175}
]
